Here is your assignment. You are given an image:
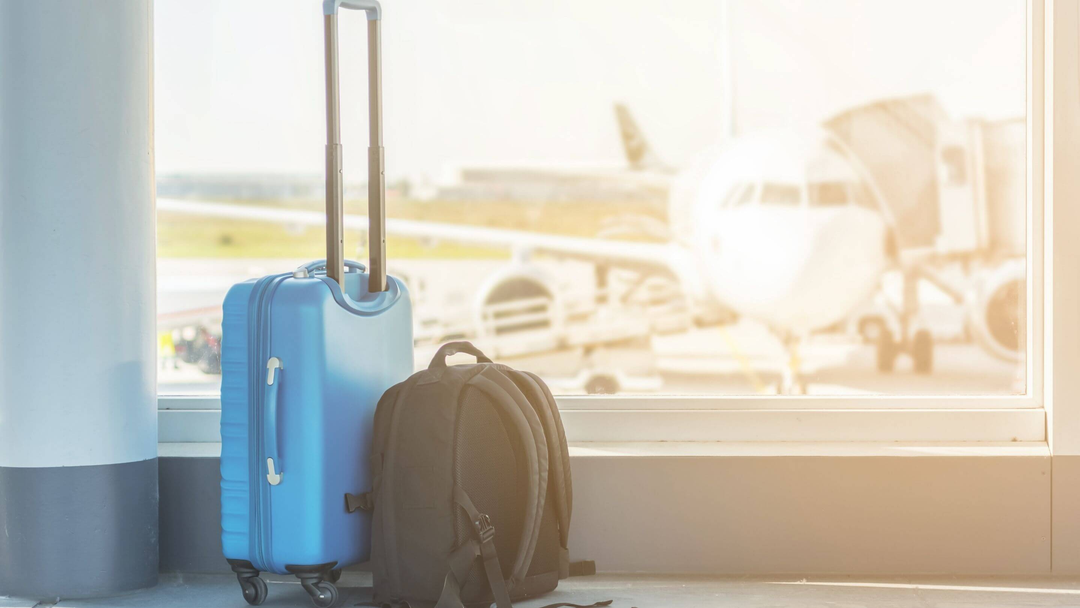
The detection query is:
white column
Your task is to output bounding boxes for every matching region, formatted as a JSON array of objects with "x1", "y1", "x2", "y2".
[{"x1": 0, "y1": 0, "x2": 158, "y2": 598}]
